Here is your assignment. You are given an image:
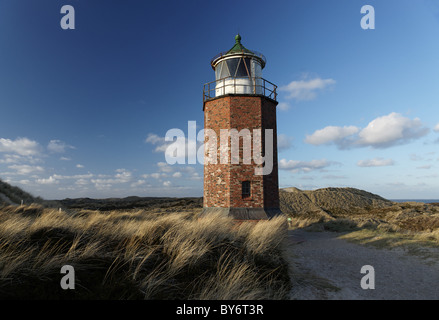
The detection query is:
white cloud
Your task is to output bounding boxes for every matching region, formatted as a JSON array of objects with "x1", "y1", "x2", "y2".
[
  {"x1": 157, "y1": 162, "x2": 174, "y2": 173},
  {"x1": 163, "y1": 181, "x2": 172, "y2": 187},
  {"x1": 279, "y1": 158, "x2": 339, "y2": 173},
  {"x1": 434, "y1": 123, "x2": 439, "y2": 132},
  {"x1": 47, "y1": 140, "x2": 74, "y2": 153},
  {"x1": 76, "y1": 164, "x2": 84, "y2": 168},
  {"x1": 142, "y1": 163, "x2": 202, "y2": 183},
  {"x1": 92, "y1": 182, "x2": 112, "y2": 190},
  {"x1": 52, "y1": 173, "x2": 94, "y2": 180},
  {"x1": 305, "y1": 126, "x2": 359, "y2": 147},
  {"x1": 36, "y1": 176, "x2": 59, "y2": 185},
  {"x1": 0, "y1": 154, "x2": 24, "y2": 164},
  {"x1": 131, "y1": 180, "x2": 146, "y2": 187},
  {"x1": 90, "y1": 169, "x2": 133, "y2": 189},
  {"x1": 172, "y1": 172, "x2": 182, "y2": 178},
  {"x1": 305, "y1": 113, "x2": 429, "y2": 149},
  {"x1": 153, "y1": 173, "x2": 163, "y2": 179},
  {"x1": 145, "y1": 133, "x2": 165, "y2": 145},
  {"x1": 114, "y1": 169, "x2": 132, "y2": 183},
  {"x1": 75, "y1": 179, "x2": 89, "y2": 186},
  {"x1": 280, "y1": 76, "x2": 336, "y2": 101},
  {"x1": 0, "y1": 137, "x2": 41, "y2": 156},
  {"x1": 8, "y1": 164, "x2": 44, "y2": 175},
  {"x1": 357, "y1": 158, "x2": 395, "y2": 167},
  {"x1": 357, "y1": 113, "x2": 429, "y2": 148},
  {"x1": 149, "y1": 173, "x2": 164, "y2": 179}
]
